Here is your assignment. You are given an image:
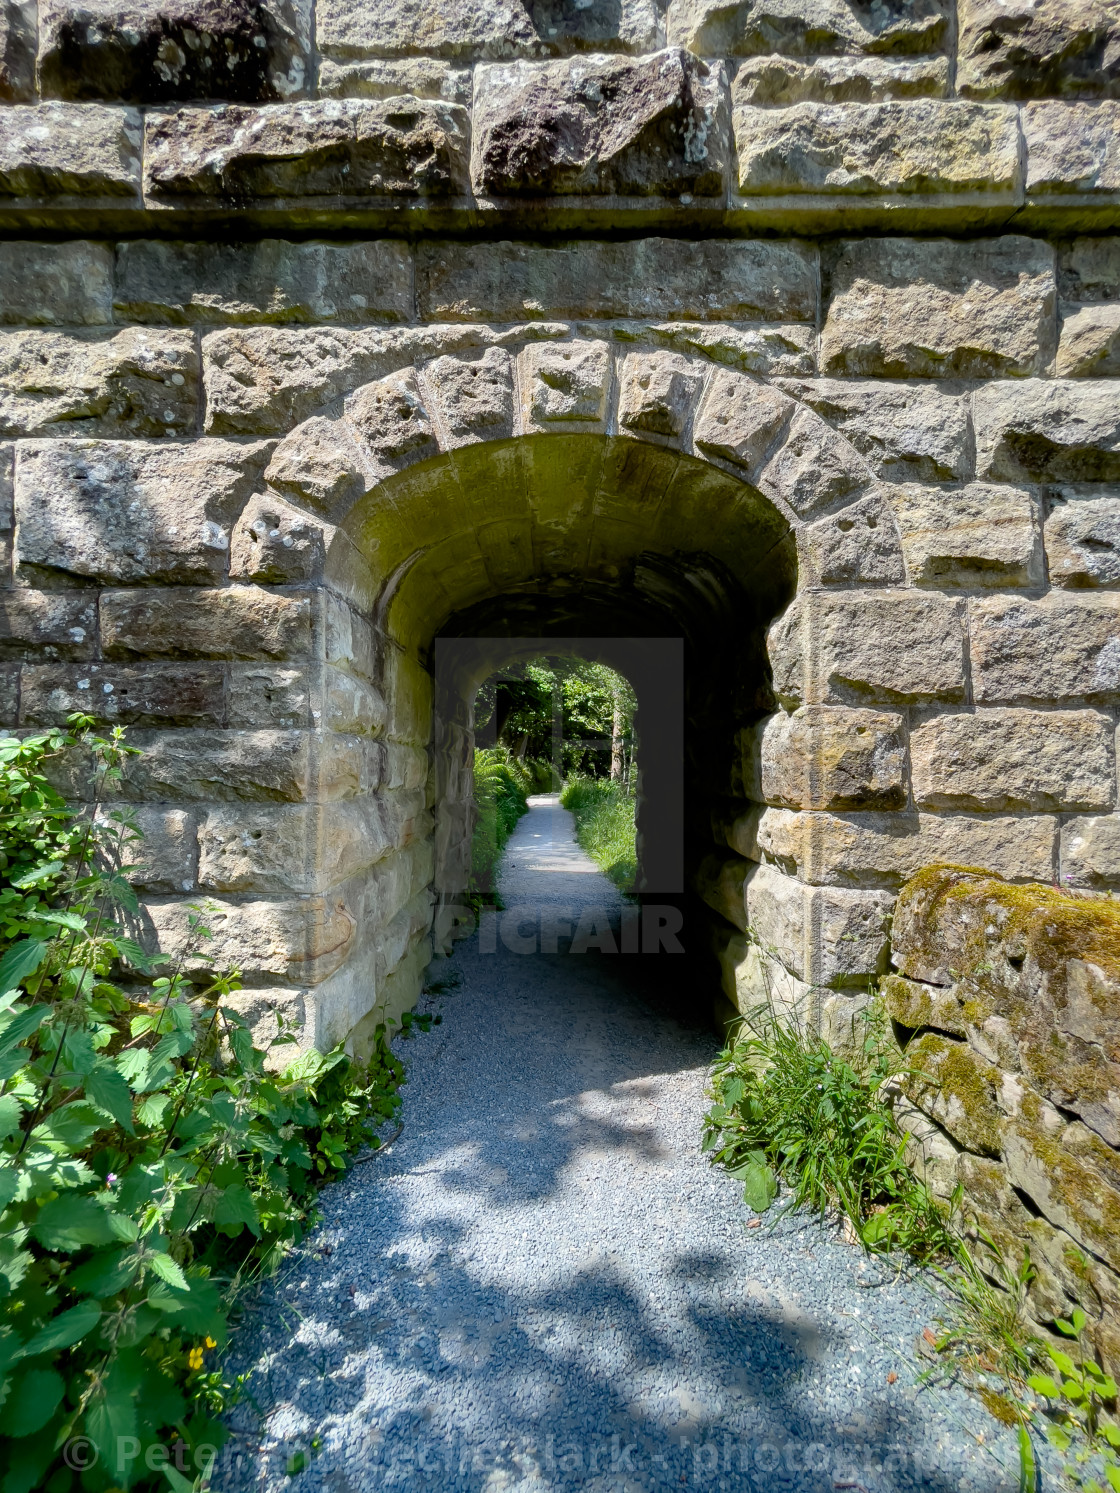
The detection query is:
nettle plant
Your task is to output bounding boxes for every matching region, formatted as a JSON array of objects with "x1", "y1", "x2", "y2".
[{"x1": 0, "y1": 720, "x2": 404, "y2": 1493}]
